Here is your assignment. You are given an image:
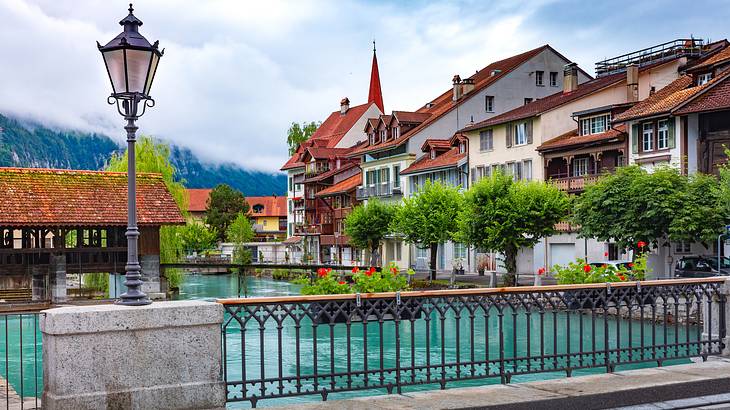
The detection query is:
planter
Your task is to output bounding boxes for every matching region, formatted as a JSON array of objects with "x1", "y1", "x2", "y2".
[{"x1": 310, "y1": 299, "x2": 423, "y2": 324}]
